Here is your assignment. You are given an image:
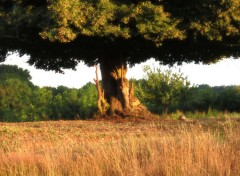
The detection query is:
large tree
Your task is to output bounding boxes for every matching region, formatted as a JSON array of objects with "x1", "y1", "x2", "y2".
[{"x1": 1, "y1": 0, "x2": 240, "y2": 116}]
